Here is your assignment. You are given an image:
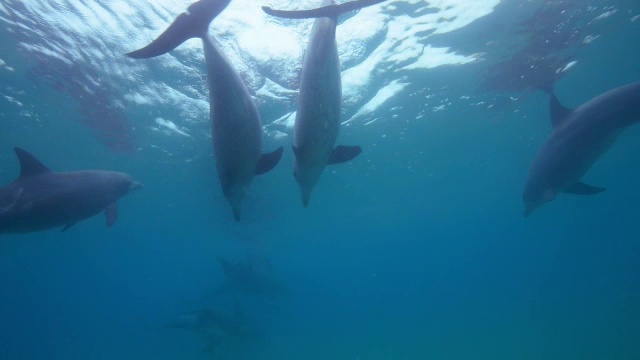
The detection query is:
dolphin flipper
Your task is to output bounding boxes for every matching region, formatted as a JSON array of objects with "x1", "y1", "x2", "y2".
[
  {"x1": 60, "y1": 223, "x2": 76, "y2": 232},
  {"x1": 126, "y1": 0, "x2": 232, "y2": 59},
  {"x1": 105, "y1": 202, "x2": 118, "y2": 227},
  {"x1": 255, "y1": 147, "x2": 284, "y2": 175},
  {"x1": 262, "y1": 0, "x2": 386, "y2": 20},
  {"x1": 563, "y1": 182, "x2": 606, "y2": 195},
  {"x1": 327, "y1": 145, "x2": 362, "y2": 165}
]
